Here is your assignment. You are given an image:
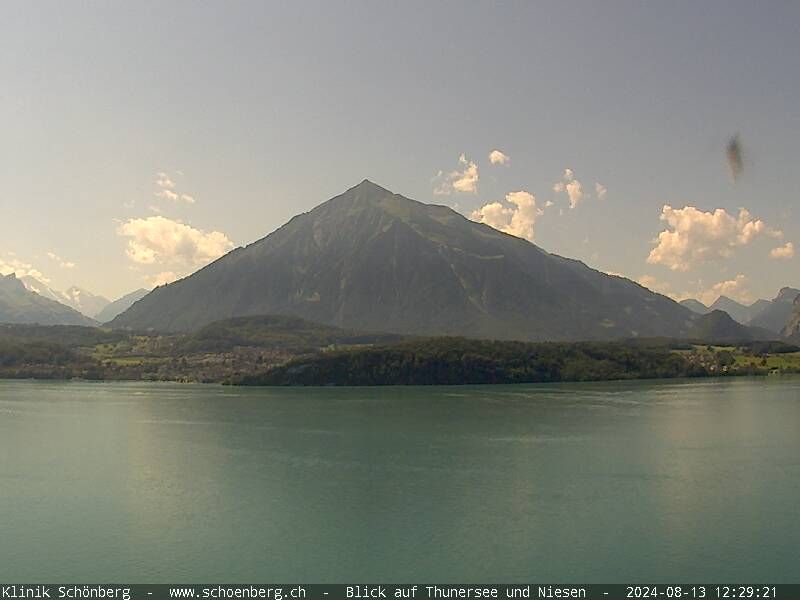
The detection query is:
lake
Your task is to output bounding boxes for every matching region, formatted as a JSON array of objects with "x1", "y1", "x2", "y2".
[{"x1": 1, "y1": 377, "x2": 799, "y2": 583}]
